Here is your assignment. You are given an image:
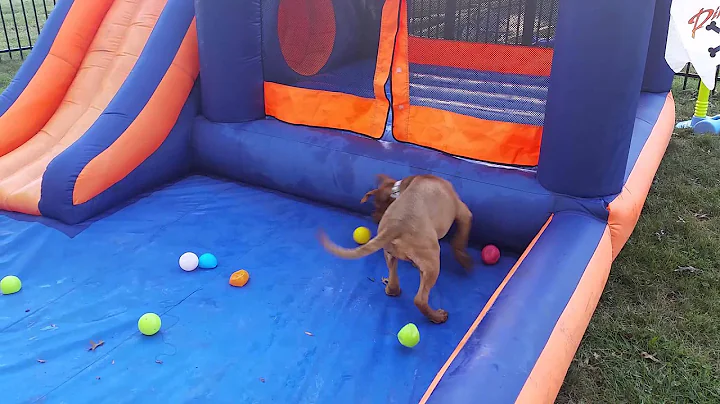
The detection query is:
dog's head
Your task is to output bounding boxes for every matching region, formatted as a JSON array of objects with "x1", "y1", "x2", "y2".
[{"x1": 360, "y1": 174, "x2": 397, "y2": 223}]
